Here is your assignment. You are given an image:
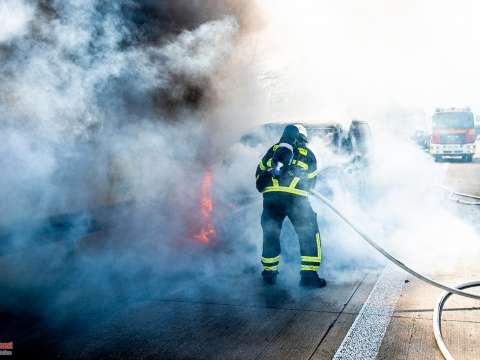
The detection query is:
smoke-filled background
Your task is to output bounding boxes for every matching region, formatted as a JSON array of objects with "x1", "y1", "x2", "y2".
[
  {"x1": 0, "y1": 0, "x2": 262, "y2": 222},
  {"x1": 1, "y1": 0, "x2": 480, "y2": 340},
  {"x1": 0, "y1": 0, "x2": 268, "y2": 319},
  {"x1": 252, "y1": 0, "x2": 480, "y2": 271}
]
